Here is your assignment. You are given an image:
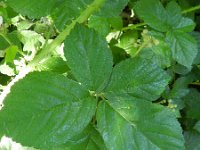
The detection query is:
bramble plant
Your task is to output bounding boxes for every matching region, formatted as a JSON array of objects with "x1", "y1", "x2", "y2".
[{"x1": 0, "y1": 0, "x2": 199, "y2": 149}]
